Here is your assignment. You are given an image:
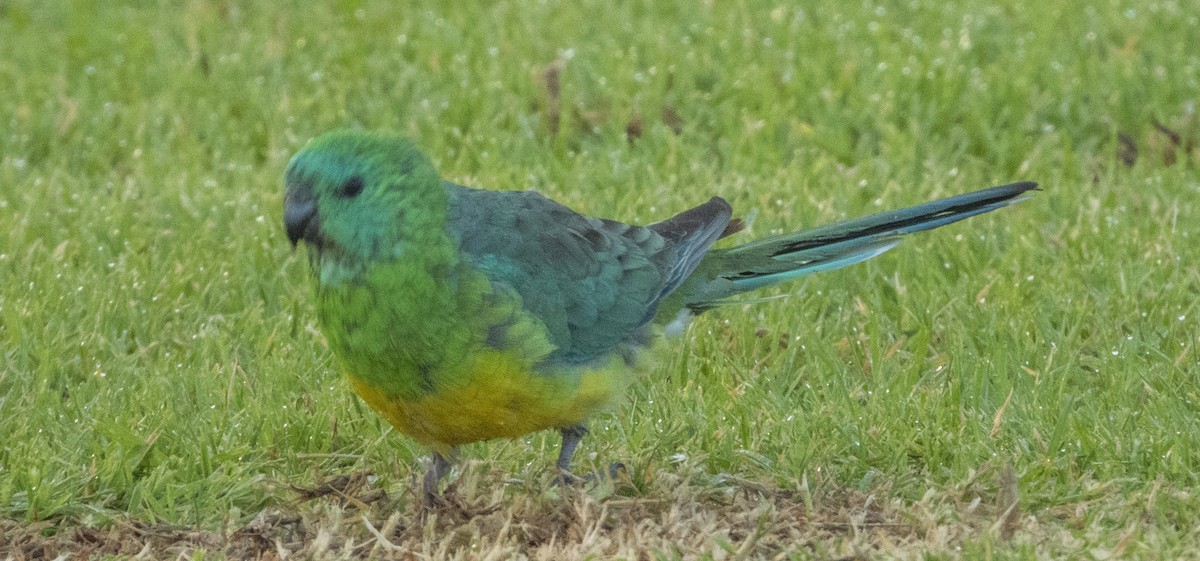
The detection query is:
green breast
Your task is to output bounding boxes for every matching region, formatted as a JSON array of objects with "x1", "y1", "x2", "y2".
[{"x1": 316, "y1": 251, "x2": 558, "y2": 402}]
